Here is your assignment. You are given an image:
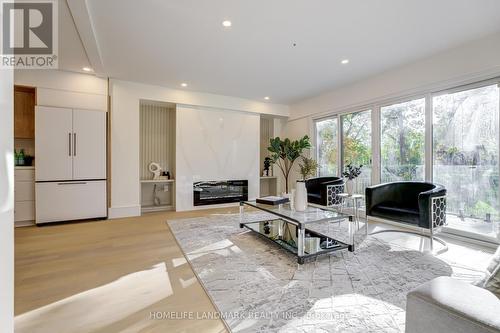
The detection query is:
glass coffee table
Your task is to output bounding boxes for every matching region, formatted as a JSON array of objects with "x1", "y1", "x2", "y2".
[{"x1": 239, "y1": 200, "x2": 359, "y2": 264}]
